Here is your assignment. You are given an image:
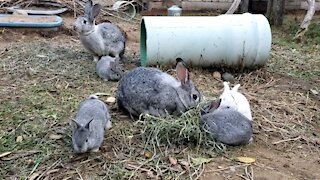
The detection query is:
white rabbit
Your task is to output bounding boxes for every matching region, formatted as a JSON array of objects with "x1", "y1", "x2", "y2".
[
  {"x1": 219, "y1": 82, "x2": 252, "y2": 121},
  {"x1": 201, "y1": 98, "x2": 253, "y2": 146}
]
